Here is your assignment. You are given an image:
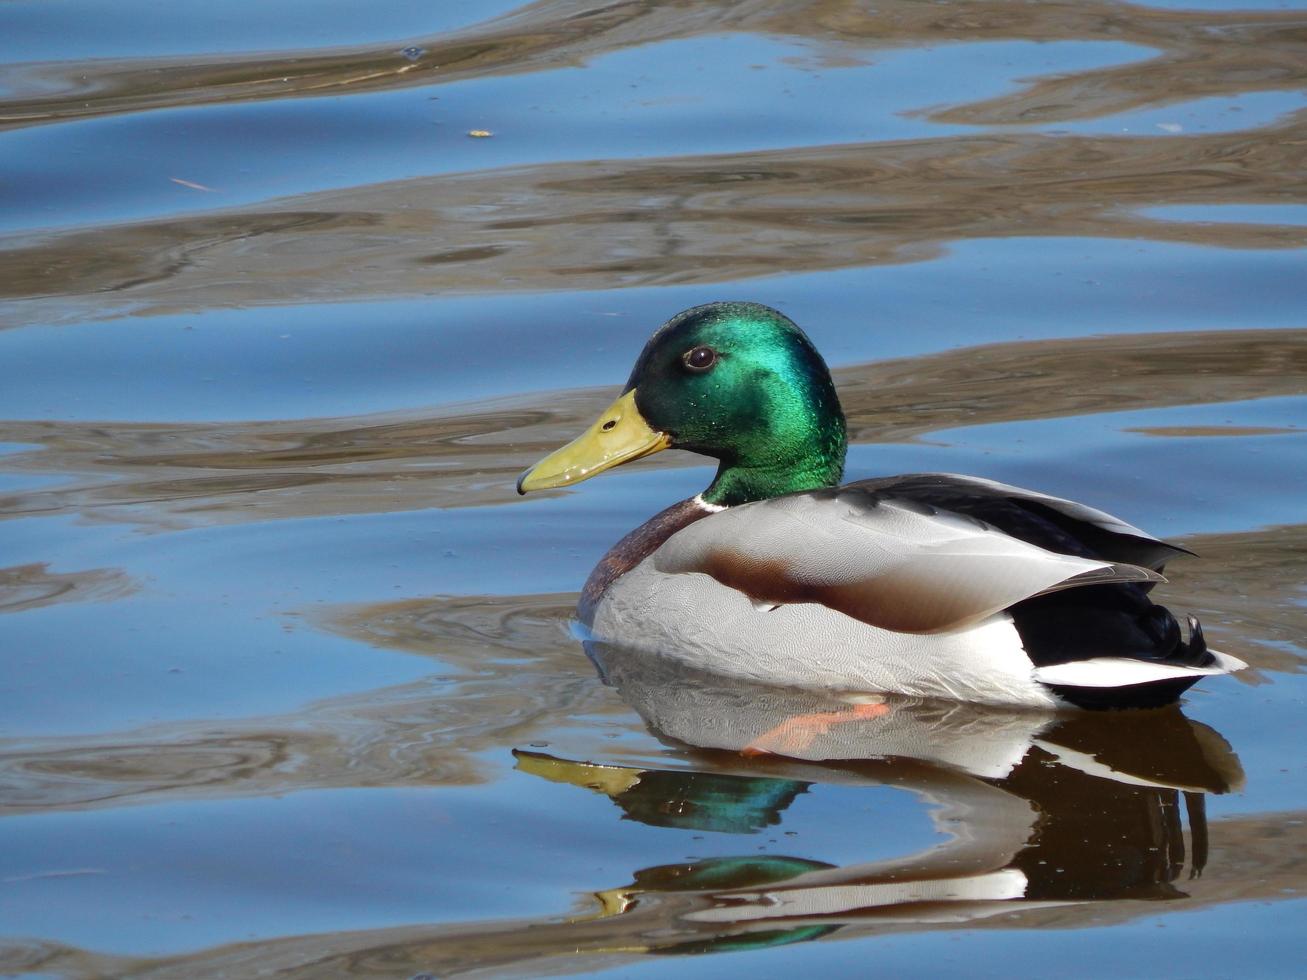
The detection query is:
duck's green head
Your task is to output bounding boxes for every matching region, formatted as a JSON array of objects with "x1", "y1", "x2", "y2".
[{"x1": 517, "y1": 302, "x2": 846, "y2": 506}]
